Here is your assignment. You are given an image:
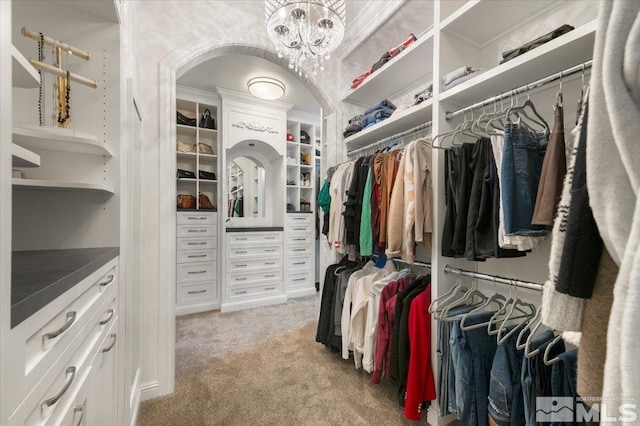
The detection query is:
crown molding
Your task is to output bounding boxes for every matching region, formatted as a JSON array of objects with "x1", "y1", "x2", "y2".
[
  {"x1": 336, "y1": 0, "x2": 406, "y2": 61},
  {"x1": 216, "y1": 87, "x2": 293, "y2": 111}
]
